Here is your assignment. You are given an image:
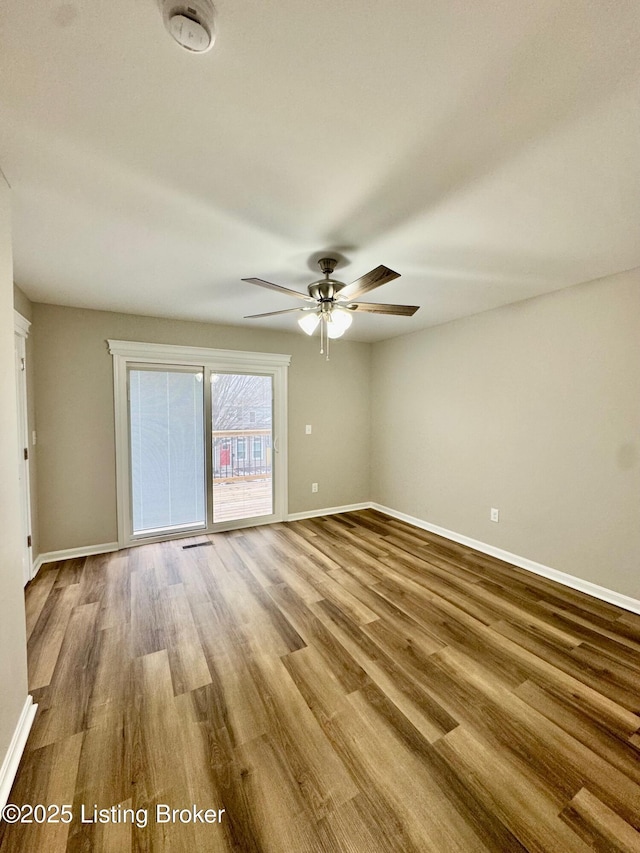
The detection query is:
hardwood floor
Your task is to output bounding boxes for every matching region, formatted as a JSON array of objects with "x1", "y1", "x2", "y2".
[{"x1": 2, "y1": 509, "x2": 640, "y2": 852}]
